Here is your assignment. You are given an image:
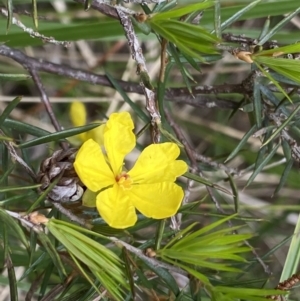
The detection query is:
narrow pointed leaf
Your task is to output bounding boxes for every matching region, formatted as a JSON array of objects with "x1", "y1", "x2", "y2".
[
  {"x1": 167, "y1": 215, "x2": 237, "y2": 249},
  {"x1": 6, "y1": 253, "x2": 18, "y2": 301},
  {"x1": 254, "y1": 56, "x2": 300, "y2": 85},
  {"x1": 258, "y1": 16, "x2": 270, "y2": 40},
  {"x1": 6, "y1": 0, "x2": 13, "y2": 33},
  {"x1": 0, "y1": 184, "x2": 40, "y2": 193},
  {"x1": 121, "y1": 249, "x2": 135, "y2": 299},
  {"x1": 259, "y1": 84, "x2": 290, "y2": 116},
  {"x1": 262, "y1": 104, "x2": 300, "y2": 147},
  {"x1": 0, "y1": 96, "x2": 22, "y2": 127},
  {"x1": 168, "y1": 43, "x2": 194, "y2": 93},
  {"x1": 37, "y1": 231, "x2": 67, "y2": 279},
  {"x1": 0, "y1": 209, "x2": 29, "y2": 250},
  {"x1": 139, "y1": 255, "x2": 180, "y2": 295},
  {"x1": 18, "y1": 123, "x2": 100, "y2": 148},
  {"x1": 253, "y1": 81, "x2": 262, "y2": 128},
  {"x1": 245, "y1": 143, "x2": 280, "y2": 188},
  {"x1": 218, "y1": 0, "x2": 262, "y2": 32},
  {"x1": 184, "y1": 172, "x2": 231, "y2": 195},
  {"x1": 254, "y1": 62, "x2": 293, "y2": 103},
  {"x1": 84, "y1": 0, "x2": 92, "y2": 11},
  {"x1": 273, "y1": 158, "x2": 294, "y2": 196},
  {"x1": 281, "y1": 139, "x2": 292, "y2": 160},
  {"x1": 151, "y1": 1, "x2": 214, "y2": 21},
  {"x1": 105, "y1": 72, "x2": 149, "y2": 123},
  {"x1": 32, "y1": 0, "x2": 38, "y2": 28},
  {"x1": 280, "y1": 214, "x2": 300, "y2": 283},
  {"x1": 0, "y1": 73, "x2": 31, "y2": 81},
  {"x1": 0, "y1": 164, "x2": 15, "y2": 185},
  {"x1": 259, "y1": 6, "x2": 300, "y2": 45},
  {"x1": 227, "y1": 173, "x2": 239, "y2": 213},
  {"x1": 255, "y1": 42, "x2": 300, "y2": 57},
  {"x1": 3, "y1": 119, "x2": 51, "y2": 137},
  {"x1": 225, "y1": 125, "x2": 257, "y2": 162}
]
